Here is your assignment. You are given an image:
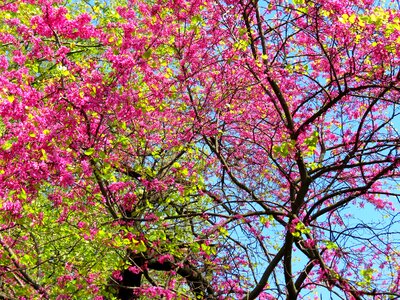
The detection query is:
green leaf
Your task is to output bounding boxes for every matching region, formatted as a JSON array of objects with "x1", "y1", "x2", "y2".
[
  {"x1": 2, "y1": 137, "x2": 18, "y2": 151},
  {"x1": 19, "y1": 188, "x2": 27, "y2": 200},
  {"x1": 360, "y1": 268, "x2": 374, "y2": 285},
  {"x1": 260, "y1": 216, "x2": 268, "y2": 225},
  {"x1": 191, "y1": 242, "x2": 201, "y2": 253},
  {"x1": 84, "y1": 148, "x2": 95, "y2": 156},
  {"x1": 2, "y1": 140, "x2": 13, "y2": 151},
  {"x1": 7, "y1": 95, "x2": 15, "y2": 103},
  {"x1": 41, "y1": 149, "x2": 48, "y2": 161},
  {"x1": 273, "y1": 141, "x2": 294, "y2": 158},
  {"x1": 219, "y1": 227, "x2": 228, "y2": 236},
  {"x1": 142, "y1": 49, "x2": 152, "y2": 59},
  {"x1": 324, "y1": 241, "x2": 338, "y2": 250},
  {"x1": 20, "y1": 254, "x2": 32, "y2": 265},
  {"x1": 137, "y1": 240, "x2": 147, "y2": 252}
]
